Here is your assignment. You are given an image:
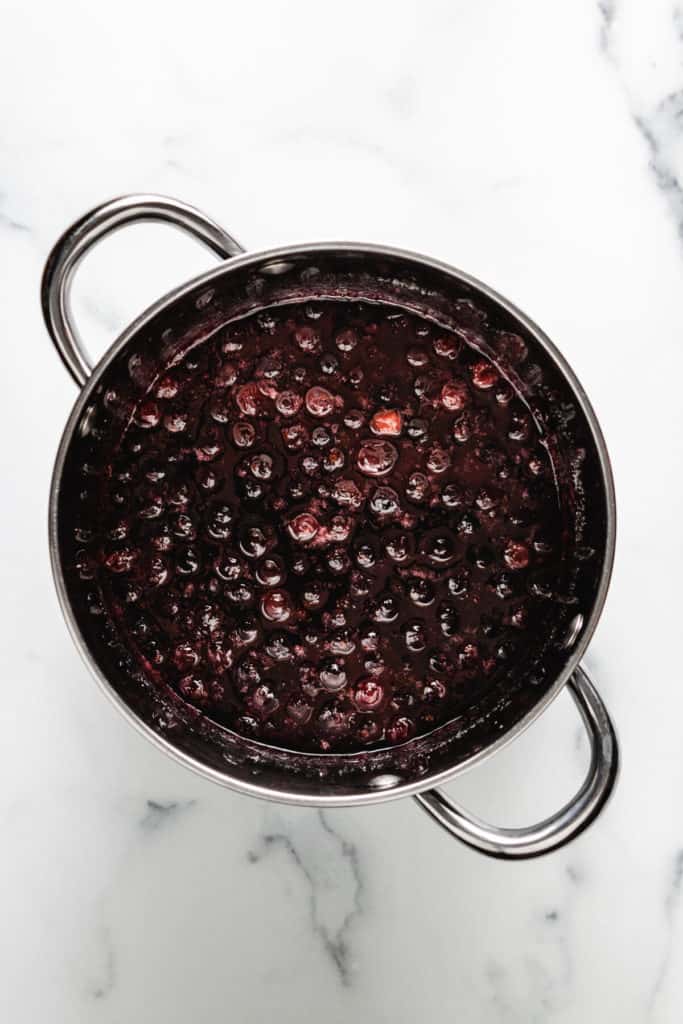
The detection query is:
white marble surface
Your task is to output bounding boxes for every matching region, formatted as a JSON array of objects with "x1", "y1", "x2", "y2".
[{"x1": 2, "y1": 0, "x2": 683, "y2": 1019}]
